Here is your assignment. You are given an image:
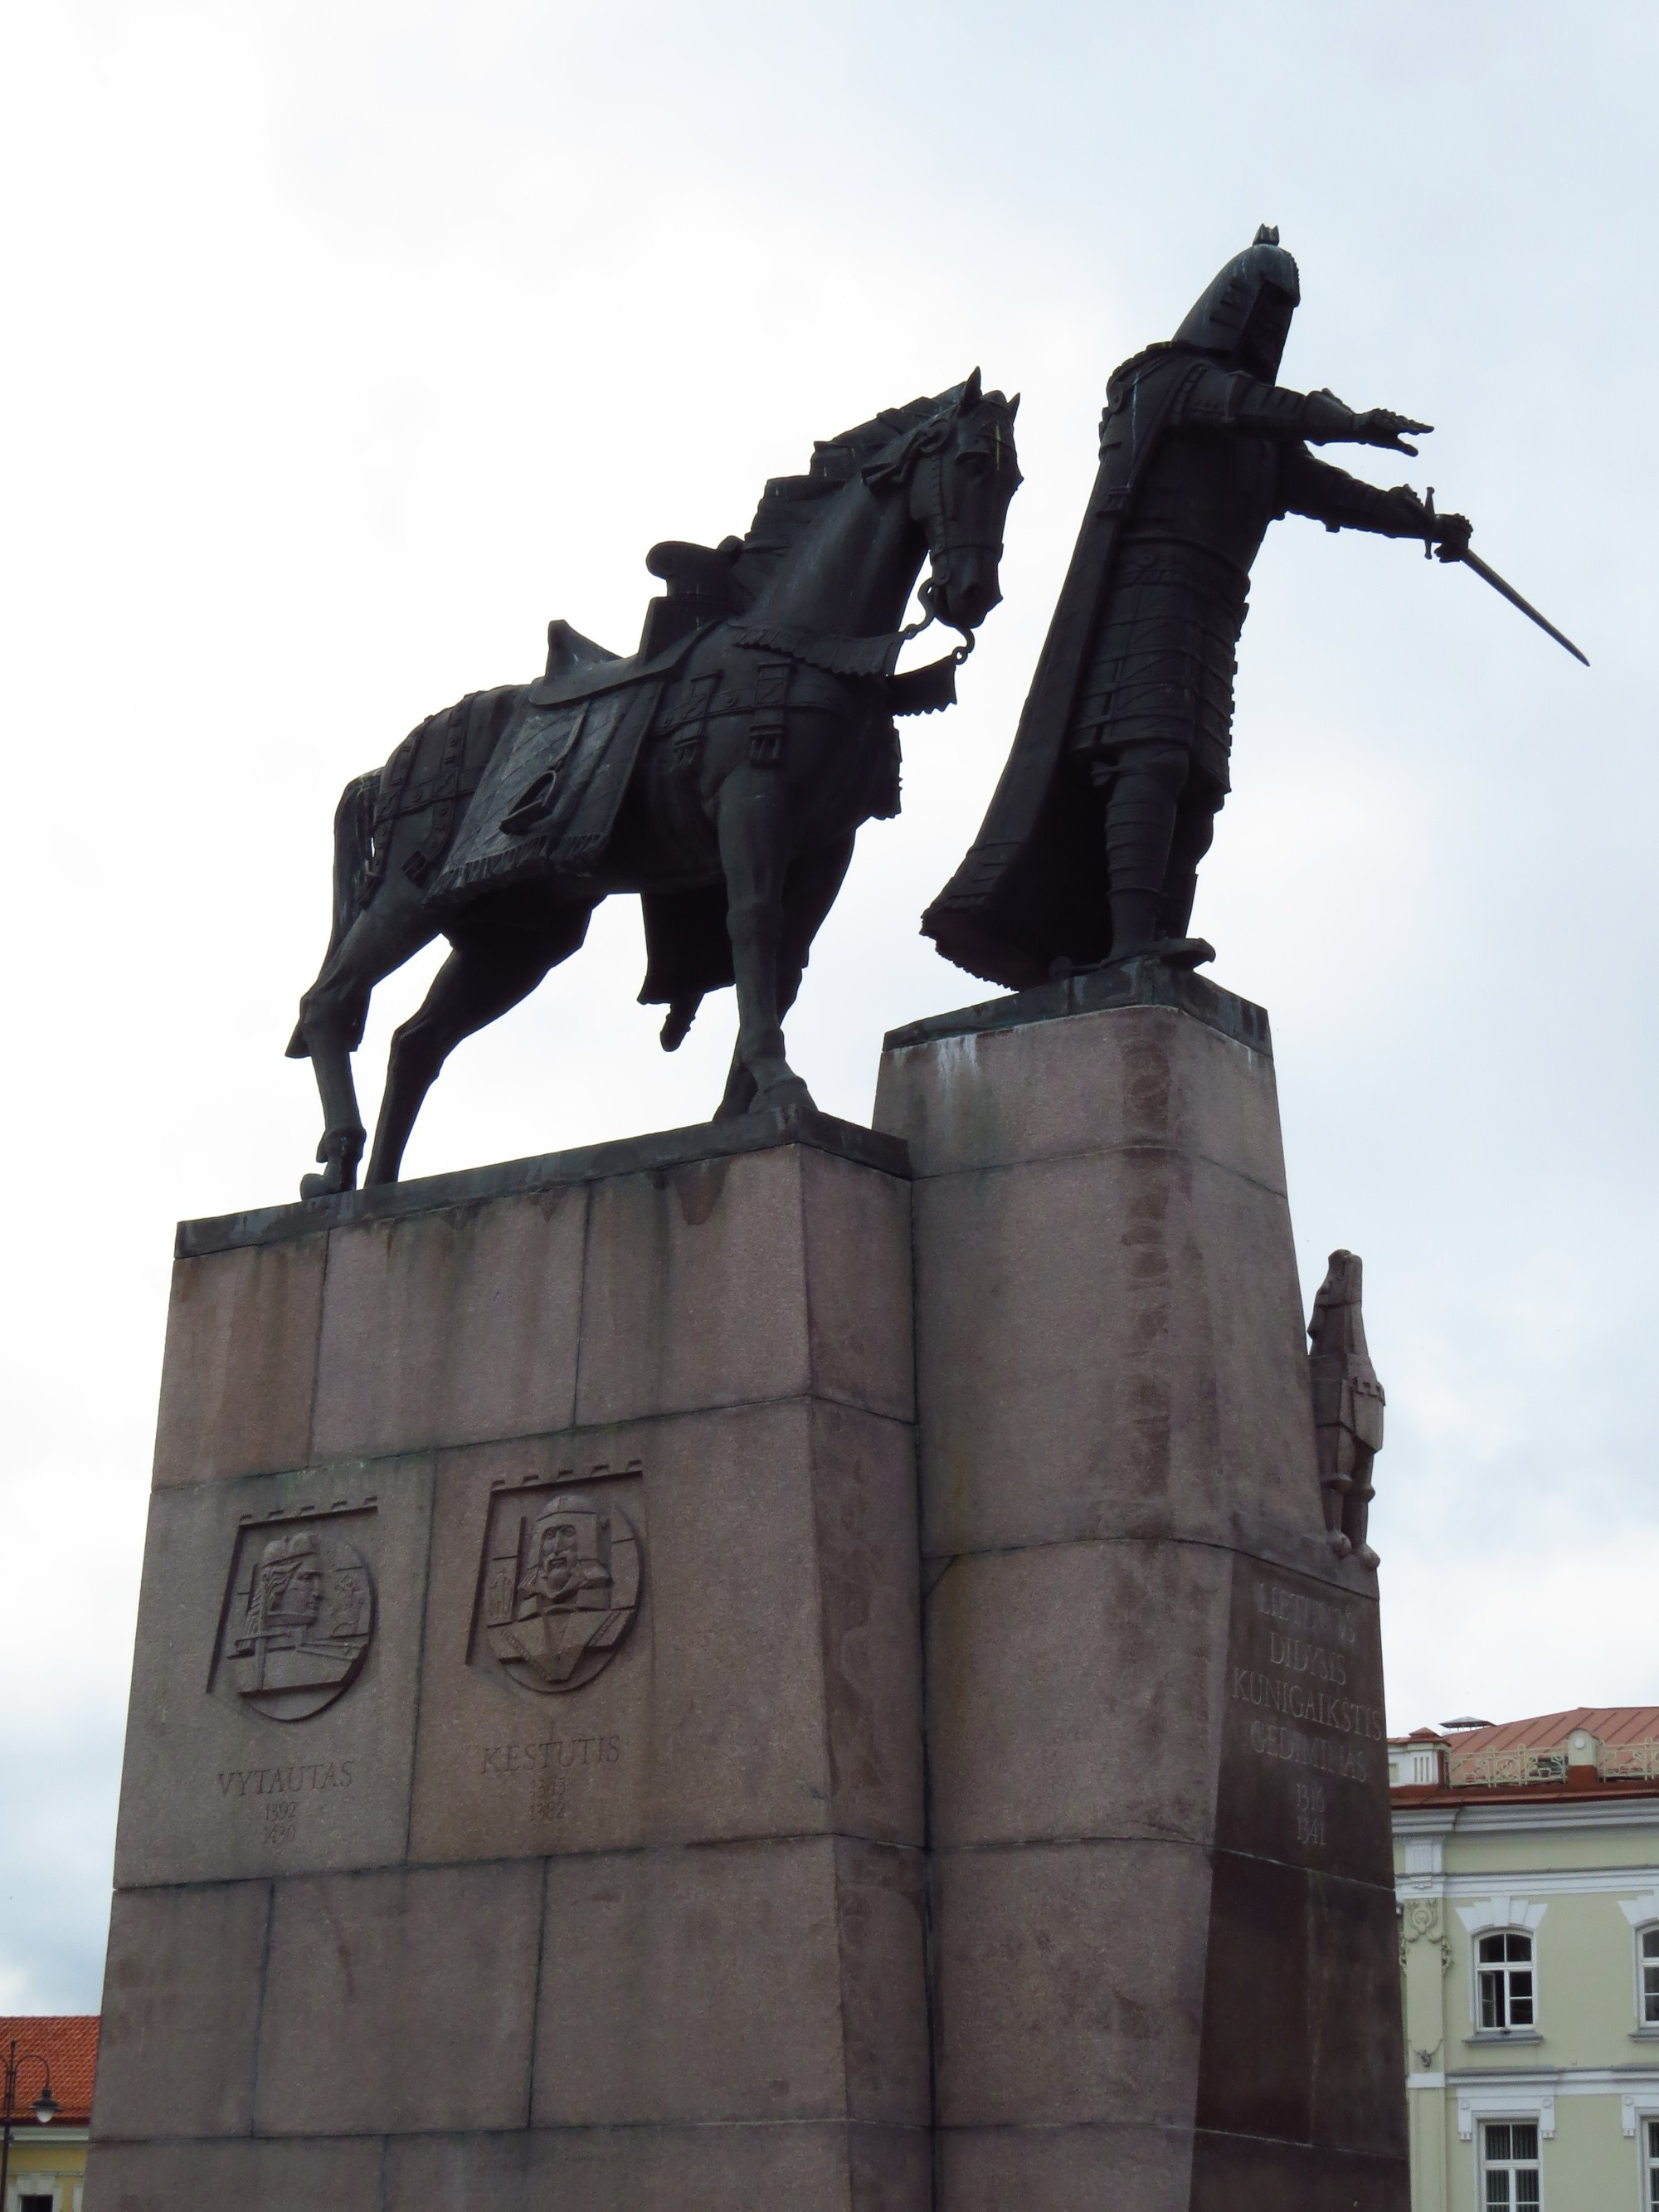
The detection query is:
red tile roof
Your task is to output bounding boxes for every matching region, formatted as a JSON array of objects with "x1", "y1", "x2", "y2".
[
  {"x1": 0, "y1": 2017, "x2": 99, "y2": 2127},
  {"x1": 1441, "y1": 1707, "x2": 1659, "y2": 1755}
]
